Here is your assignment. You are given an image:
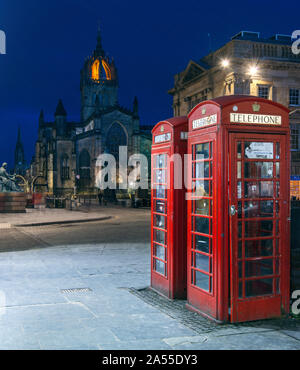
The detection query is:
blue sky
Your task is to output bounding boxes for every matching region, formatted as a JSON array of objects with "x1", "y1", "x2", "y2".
[{"x1": 0, "y1": 0, "x2": 299, "y2": 167}]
